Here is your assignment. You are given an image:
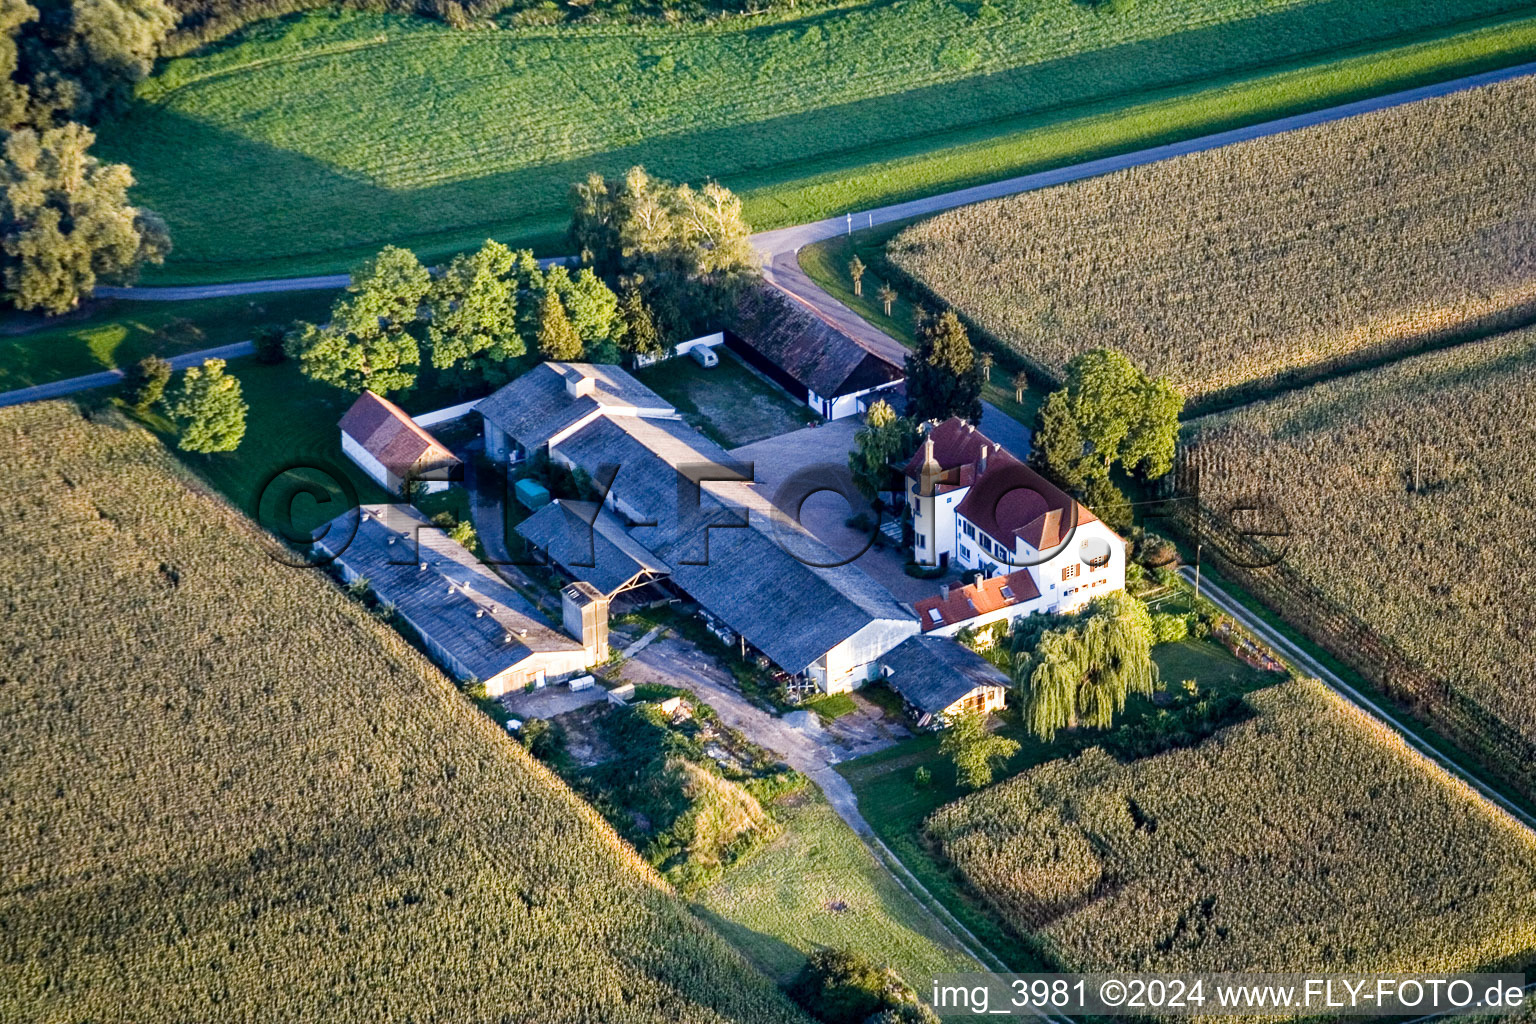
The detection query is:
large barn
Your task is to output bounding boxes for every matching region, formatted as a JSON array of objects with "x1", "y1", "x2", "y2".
[
  {"x1": 727, "y1": 285, "x2": 904, "y2": 420},
  {"x1": 478, "y1": 363, "x2": 919, "y2": 693}
]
